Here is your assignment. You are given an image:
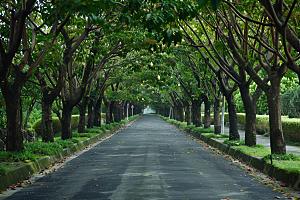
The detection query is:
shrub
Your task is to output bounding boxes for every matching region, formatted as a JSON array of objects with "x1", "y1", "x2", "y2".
[
  {"x1": 179, "y1": 122, "x2": 187, "y2": 130},
  {"x1": 24, "y1": 141, "x2": 63, "y2": 155},
  {"x1": 0, "y1": 149, "x2": 36, "y2": 162},
  {"x1": 263, "y1": 132, "x2": 270, "y2": 137},
  {"x1": 262, "y1": 153, "x2": 300, "y2": 161},
  {"x1": 0, "y1": 165, "x2": 7, "y2": 176},
  {"x1": 223, "y1": 139, "x2": 245, "y2": 146},
  {"x1": 192, "y1": 127, "x2": 214, "y2": 134},
  {"x1": 32, "y1": 115, "x2": 82, "y2": 136},
  {"x1": 256, "y1": 115, "x2": 270, "y2": 134},
  {"x1": 202, "y1": 133, "x2": 229, "y2": 139},
  {"x1": 102, "y1": 124, "x2": 114, "y2": 130},
  {"x1": 282, "y1": 118, "x2": 300, "y2": 143},
  {"x1": 184, "y1": 125, "x2": 195, "y2": 133}
]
